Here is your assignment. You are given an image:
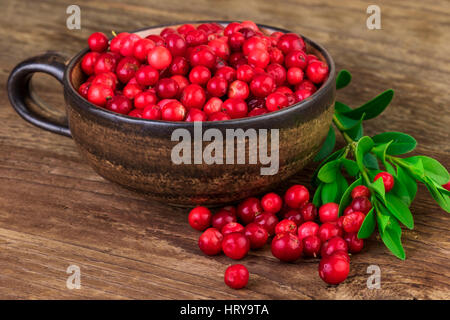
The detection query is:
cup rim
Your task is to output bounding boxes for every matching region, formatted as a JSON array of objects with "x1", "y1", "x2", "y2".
[{"x1": 64, "y1": 21, "x2": 335, "y2": 128}]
